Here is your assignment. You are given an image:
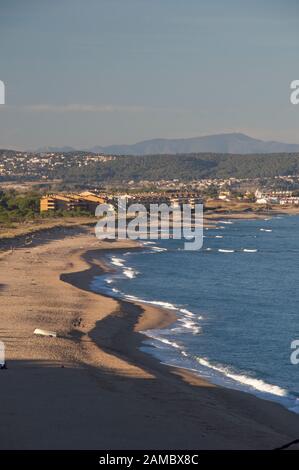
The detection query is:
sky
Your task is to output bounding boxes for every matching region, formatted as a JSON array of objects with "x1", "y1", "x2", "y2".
[{"x1": 0, "y1": 0, "x2": 299, "y2": 150}]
